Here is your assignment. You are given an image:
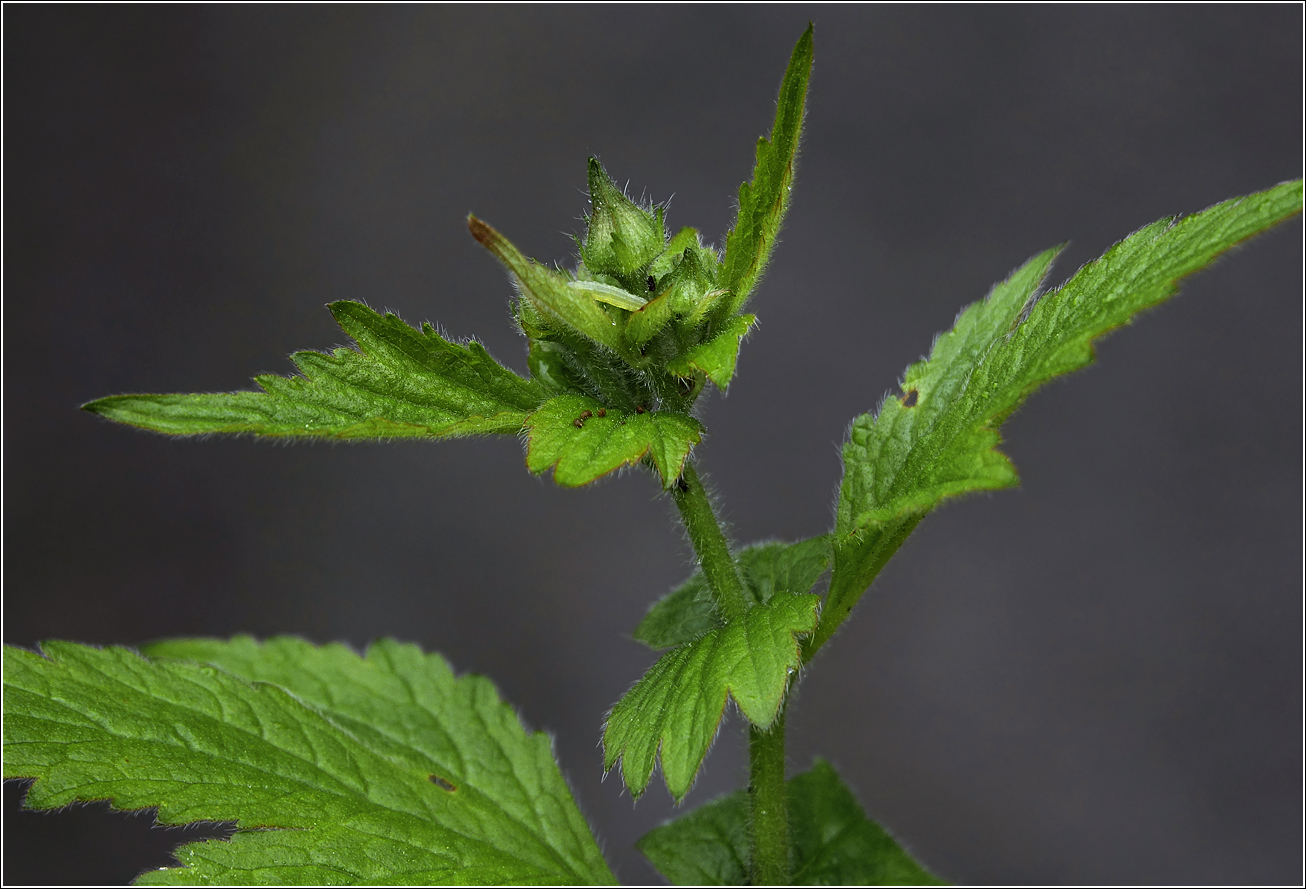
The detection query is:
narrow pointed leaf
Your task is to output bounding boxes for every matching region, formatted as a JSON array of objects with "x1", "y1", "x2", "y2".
[
  {"x1": 469, "y1": 216, "x2": 626, "y2": 352},
  {"x1": 4, "y1": 638, "x2": 613, "y2": 885},
  {"x1": 666, "y1": 315, "x2": 756, "y2": 390},
  {"x1": 525, "y1": 394, "x2": 703, "y2": 489},
  {"x1": 823, "y1": 180, "x2": 1303, "y2": 652},
  {"x1": 637, "y1": 759, "x2": 945, "y2": 886},
  {"x1": 603, "y1": 593, "x2": 818, "y2": 801},
  {"x1": 635, "y1": 536, "x2": 831, "y2": 649},
  {"x1": 83, "y1": 301, "x2": 545, "y2": 440},
  {"x1": 720, "y1": 24, "x2": 813, "y2": 315}
]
